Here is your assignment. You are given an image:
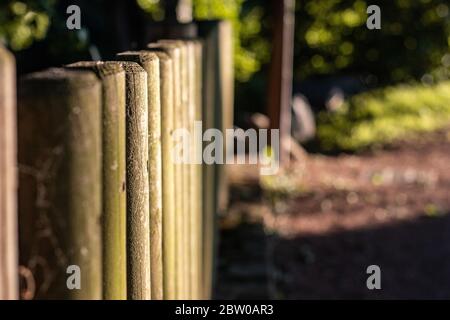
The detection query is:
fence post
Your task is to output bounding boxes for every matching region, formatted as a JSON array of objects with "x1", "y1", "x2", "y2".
[
  {"x1": 158, "y1": 40, "x2": 192, "y2": 300},
  {"x1": 185, "y1": 39, "x2": 202, "y2": 300},
  {"x1": 197, "y1": 20, "x2": 234, "y2": 299},
  {"x1": 113, "y1": 62, "x2": 151, "y2": 300},
  {"x1": 161, "y1": 39, "x2": 199, "y2": 300},
  {"x1": 143, "y1": 49, "x2": 177, "y2": 300},
  {"x1": 199, "y1": 26, "x2": 217, "y2": 299},
  {"x1": 0, "y1": 46, "x2": 18, "y2": 300},
  {"x1": 267, "y1": 0, "x2": 295, "y2": 165},
  {"x1": 148, "y1": 41, "x2": 190, "y2": 299},
  {"x1": 18, "y1": 68, "x2": 102, "y2": 299},
  {"x1": 147, "y1": 43, "x2": 185, "y2": 299},
  {"x1": 193, "y1": 40, "x2": 204, "y2": 300},
  {"x1": 65, "y1": 61, "x2": 127, "y2": 300},
  {"x1": 143, "y1": 48, "x2": 178, "y2": 300},
  {"x1": 116, "y1": 52, "x2": 164, "y2": 300}
]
